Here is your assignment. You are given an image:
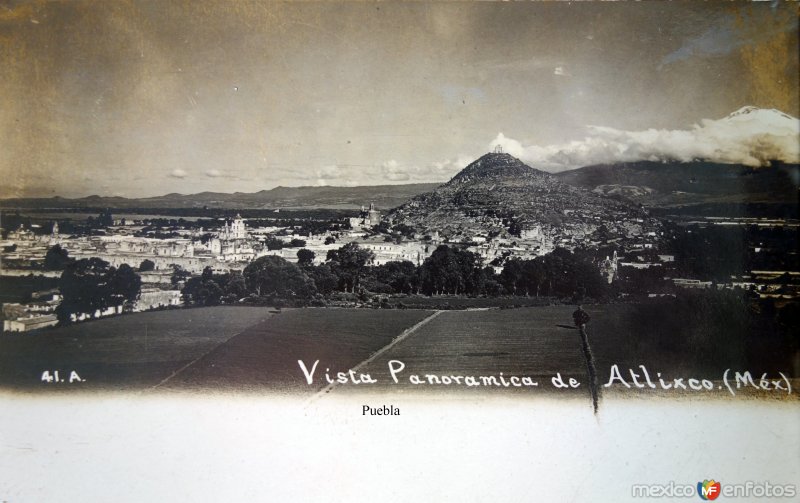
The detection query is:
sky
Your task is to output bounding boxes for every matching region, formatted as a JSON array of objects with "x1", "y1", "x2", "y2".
[{"x1": 1, "y1": 1, "x2": 798, "y2": 198}]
